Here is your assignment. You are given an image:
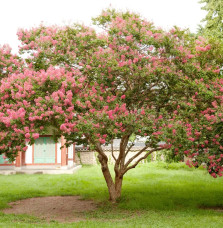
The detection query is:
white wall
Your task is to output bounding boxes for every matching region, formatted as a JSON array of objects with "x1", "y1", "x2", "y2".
[
  {"x1": 25, "y1": 144, "x2": 32, "y2": 164},
  {"x1": 68, "y1": 144, "x2": 73, "y2": 159},
  {"x1": 57, "y1": 138, "x2": 61, "y2": 164}
]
